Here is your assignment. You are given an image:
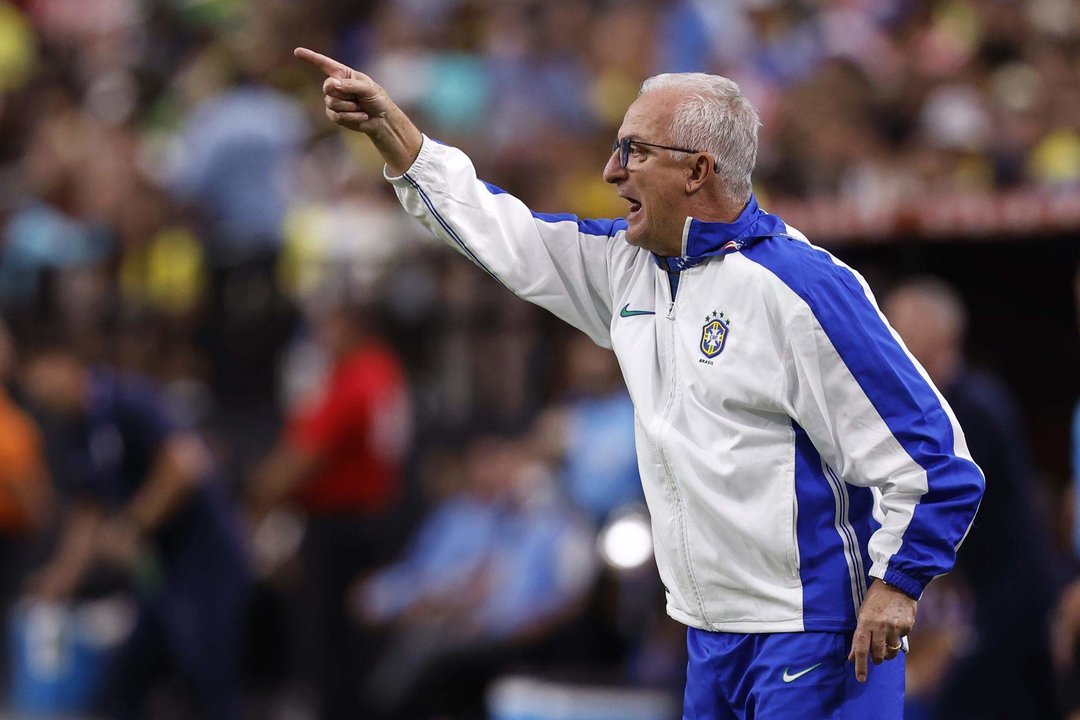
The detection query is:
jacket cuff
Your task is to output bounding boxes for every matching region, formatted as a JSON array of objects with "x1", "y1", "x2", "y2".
[
  {"x1": 872, "y1": 567, "x2": 923, "y2": 600},
  {"x1": 384, "y1": 134, "x2": 435, "y2": 187}
]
